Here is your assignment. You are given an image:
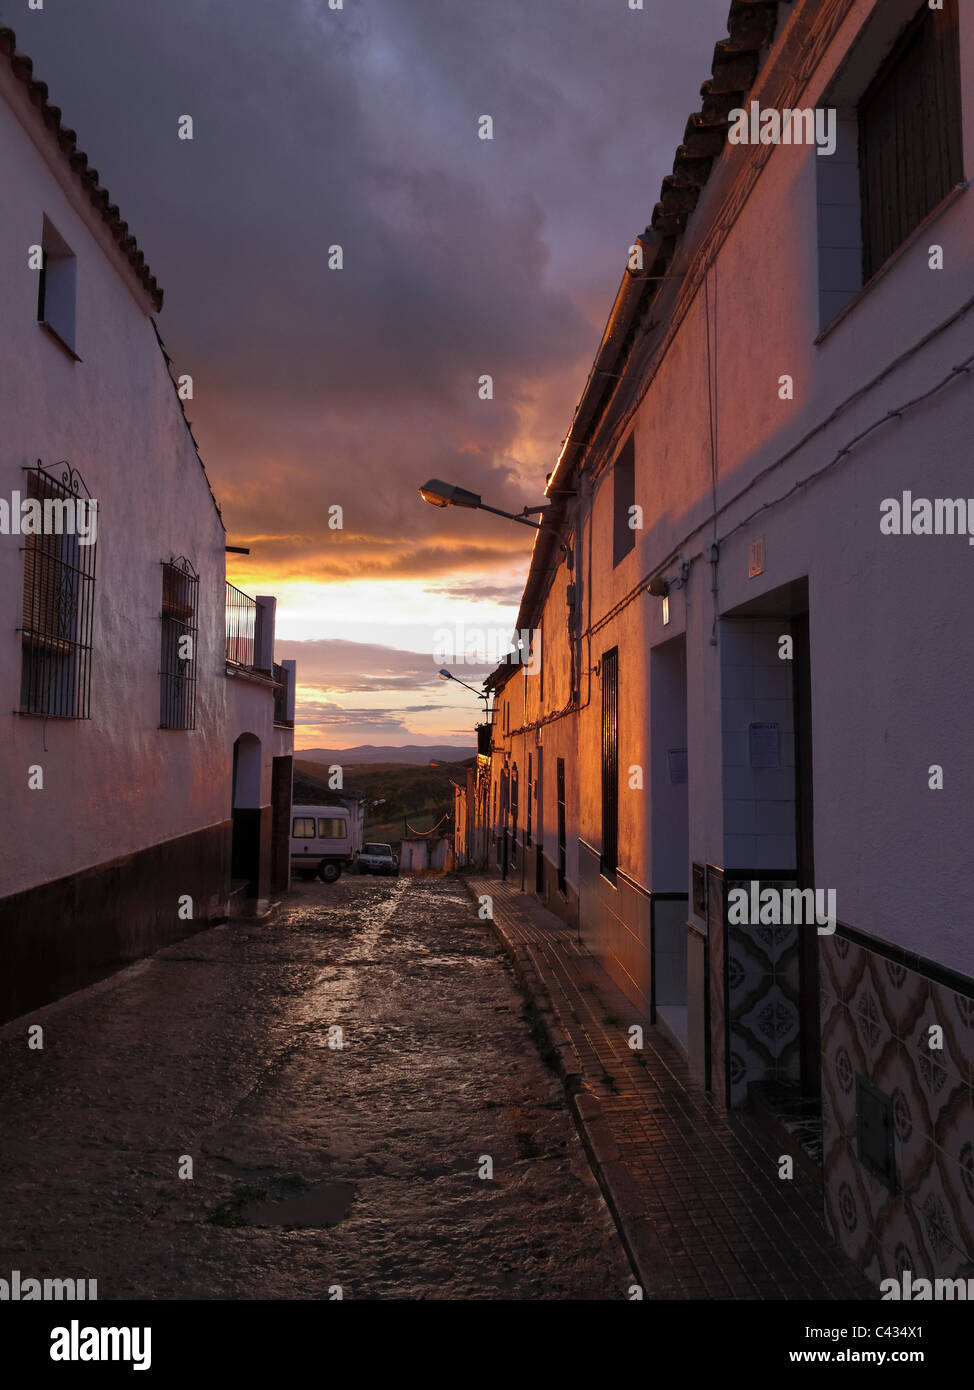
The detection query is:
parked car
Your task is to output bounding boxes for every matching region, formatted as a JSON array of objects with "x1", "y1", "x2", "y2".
[
  {"x1": 357, "y1": 843, "x2": 399, "y2": 876},
  {"x1": 289, "y1": 803, "x2": 364, "y2": 883}
]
